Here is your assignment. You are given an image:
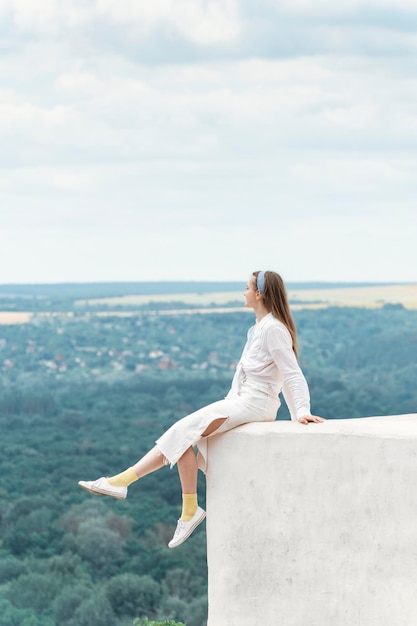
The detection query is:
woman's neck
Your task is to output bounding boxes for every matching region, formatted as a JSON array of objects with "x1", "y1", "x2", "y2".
[{"x1": 254, "y1": 303, "x2": 270, "y2": 323}]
